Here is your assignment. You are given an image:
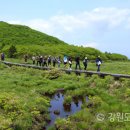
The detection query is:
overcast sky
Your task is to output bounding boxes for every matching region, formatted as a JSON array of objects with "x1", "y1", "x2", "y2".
[{"x1": 0, "y1": 0, "x2": 130, "y2": 57}]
